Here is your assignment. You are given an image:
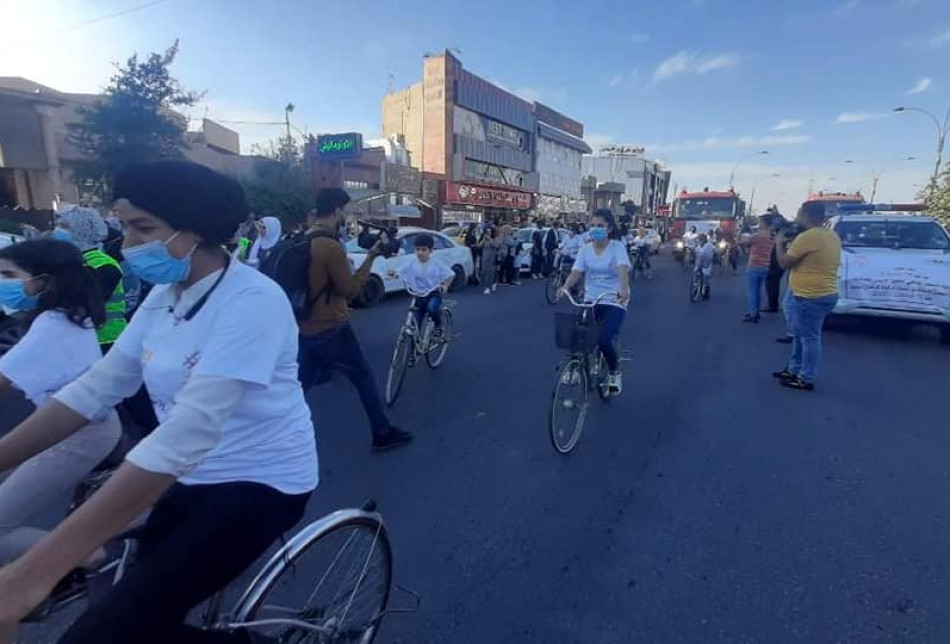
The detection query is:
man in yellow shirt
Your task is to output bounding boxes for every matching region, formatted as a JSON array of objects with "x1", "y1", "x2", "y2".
[{"x1": 773, "y1": 202, "x2": 841, "y2": 390}]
